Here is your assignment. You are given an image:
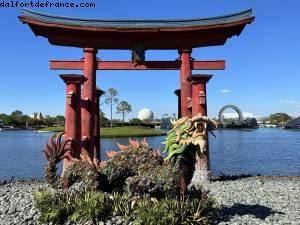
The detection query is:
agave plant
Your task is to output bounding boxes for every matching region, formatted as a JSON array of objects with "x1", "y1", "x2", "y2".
[
  {"x1": 43, "y1": 133, "x2": 73, "y2": 188},
  {"x1": 44, "y1": 133, "x2": 72, "y2": 162},
  {"x1": 163, "y1": 114, "x2": 217, "y2": 161}
]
